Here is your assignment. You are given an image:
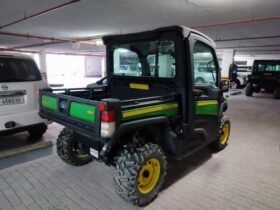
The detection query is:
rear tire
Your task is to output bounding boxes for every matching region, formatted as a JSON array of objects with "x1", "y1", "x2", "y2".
[
  {"x1": 28, "y1": 124, "x2": 47, "y2": 138},
  {"x1": 245, "y1": 82, "x2": 253, "y2": 97},
  {"x1": 56, "y1": 127, "x2": 92, "y2": 166},
  {"x1": 273, "y1": 87, "x2": 280, "y2": 99},
  {"x1": 114, "y1": 143, "x2": 167, "y2": 206},
  {"x1": 209, "y1": 116, "x2": 230, "y2": 152}
]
